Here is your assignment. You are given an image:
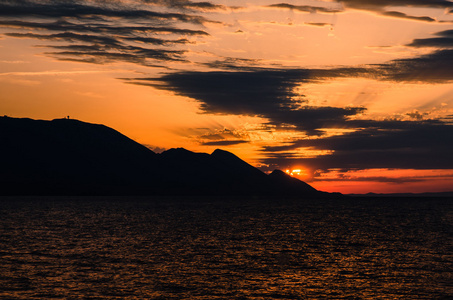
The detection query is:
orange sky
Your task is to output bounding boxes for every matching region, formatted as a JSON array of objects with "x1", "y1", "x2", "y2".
[{"x1": 1, "y1": 0, "x2": 453, "y2": 193}]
